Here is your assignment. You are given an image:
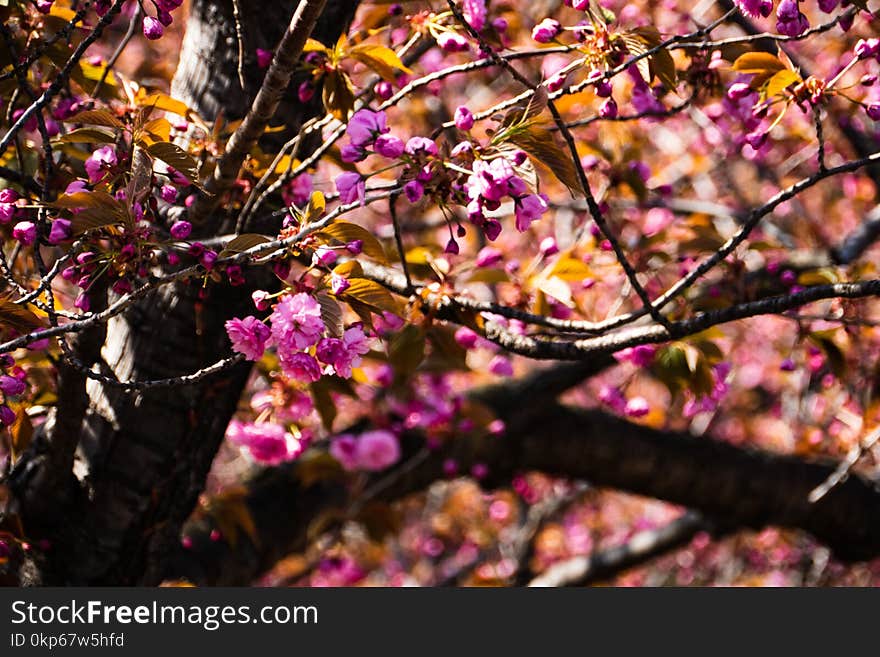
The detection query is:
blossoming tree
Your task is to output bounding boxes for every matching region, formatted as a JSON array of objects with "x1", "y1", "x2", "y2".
[{"x1": 3, "y1": 0, "x2": 880, "y2": 586}]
